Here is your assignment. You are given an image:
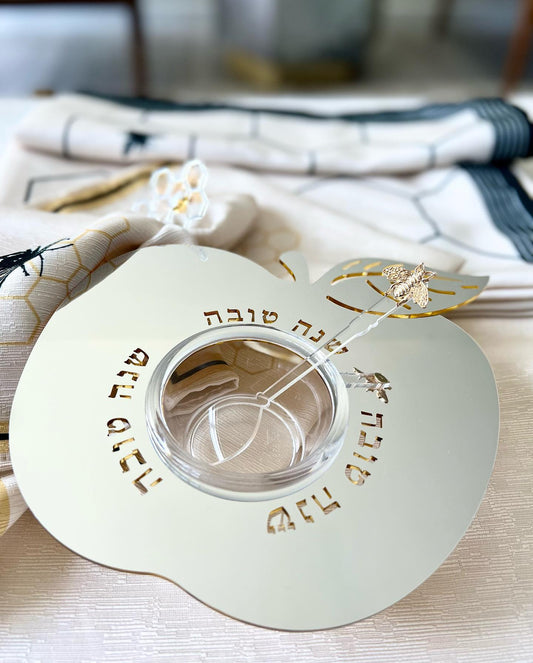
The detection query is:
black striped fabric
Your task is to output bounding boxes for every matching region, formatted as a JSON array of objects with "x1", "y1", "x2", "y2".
[
  {"x1": 472, "y1": 99, "x2": 533, "y2": 161},
  {"x1": 464, "y1": 165, "x2": 533, "y2": 262},
  {"x1": 88, "y1": 94, "x2": 533, "y2": 163},
  {"x1": 86, "y1": 93, "x2": 533, "y2": 258}
]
